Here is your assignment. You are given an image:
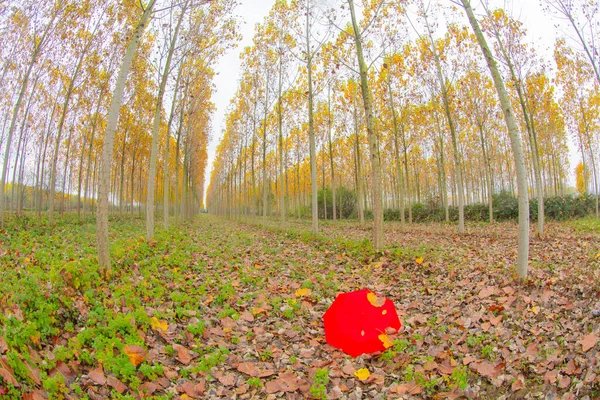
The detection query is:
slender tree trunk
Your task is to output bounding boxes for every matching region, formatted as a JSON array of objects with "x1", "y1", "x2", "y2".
[
  {"x1": 147, "y1": 1, "x2": 186, "y2": 239},
  {"x1": 462, "y1": 0, "x2": 529, "y2": 279},
  {"x1": 387, "y1": 76, "x2": 405, "y2": 226},
  {"x1": 97, "y1": 0, "x2": 156, "y2": 269},
  {"x1": 0, "y1": 12, "x2": 57, "y2": 224},
  {"x1": 262, "y1": 74, "x2": 269, "y2": 225},
  {"x1": 425, "y1": 17, "x2": 464, "y2": 232},
  {"x1": 277, "y1": 57, "x2": 286, "y2": 225},
  {"x1": 348, "y1": 0, "x2": 383, "y2": 249},
  {"x1": 477, "y1": 123, "x2": 494, "y2": 223},
  {"x1": 119, "y1": 129, "x2": 128, "y2": 215},
  {"x1": 60, "y1": 126, "x2": 75, "y2": 215},
  {"x1": 83, "y1": 83, "x2": 107, "y2": 216},
  {"x1": 163, "y1": 60, "x2": 184, "y2": 230},
  {"x1": 353, "y1": 98, "x2": 364, "y2": 225},
  {"x1": 306, "y1": 7, "x2": 318, "y2": 234},
  {"x1": 327, "y1": 85, "x2": 336, "y2": 221}
]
